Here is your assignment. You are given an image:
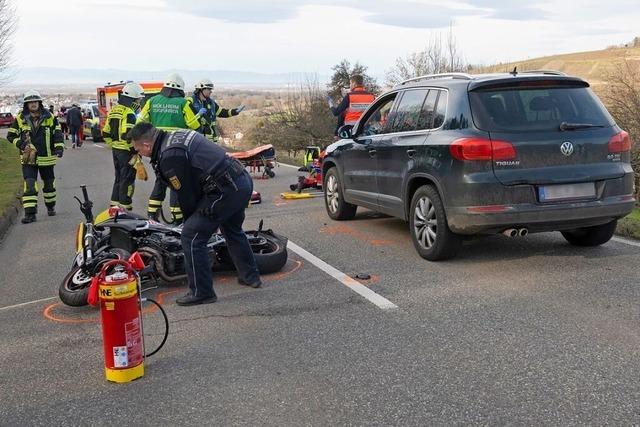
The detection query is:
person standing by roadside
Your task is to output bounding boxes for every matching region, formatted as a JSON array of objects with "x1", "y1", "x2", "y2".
[
  {"x1": 102, "y1": 82, "x2": 145, "y2": 210},
  {"x1": 58, "y1": 106, "x2": 69, "y2": 141},
  {"x1": 66, "y1": 103, "x2": 83, "y2": 148},
  {"x1": 328, "y1": 74, "x2": 375, "y2": 135},
  {"x1": 138, "y1": 73, "x2": 202, "y2": 224},
  {"x1": 188, "y1": 78, "x2": 245, "y2": 142},
  {"x1": 7, "y1": 90, "x2": 64, "y2": 224}
]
